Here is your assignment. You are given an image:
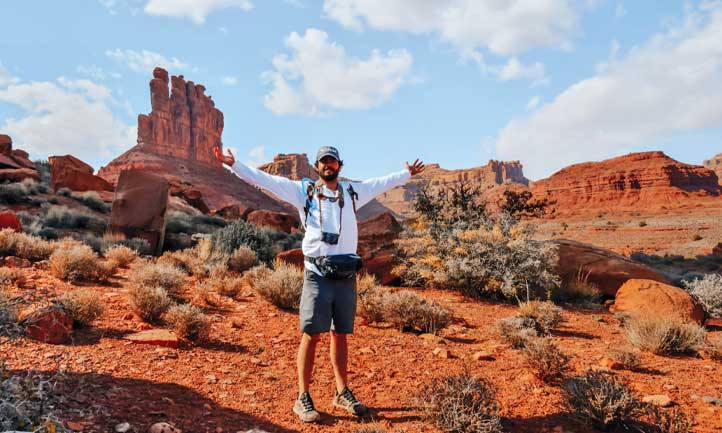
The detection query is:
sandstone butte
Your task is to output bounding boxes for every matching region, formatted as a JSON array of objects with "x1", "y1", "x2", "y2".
[
  {"x1": 97, "y1": 67, "x2": 292, "y2": 218},
  {"x1": 703, "y1": 152, "x2": 722, "y2": 186},
  {"x1": 531, "y1": 151, "x2": 722, "y2": 217}
]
